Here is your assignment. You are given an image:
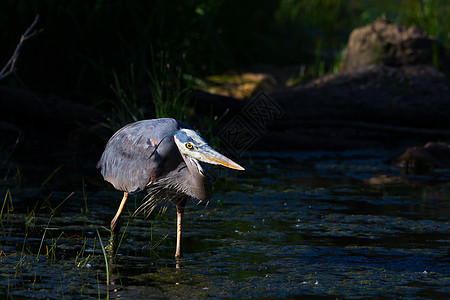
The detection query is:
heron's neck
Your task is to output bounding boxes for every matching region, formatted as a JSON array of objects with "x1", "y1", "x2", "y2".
[{"x1": 181, "y1": 156, "x2": 211, "y2": 201}]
